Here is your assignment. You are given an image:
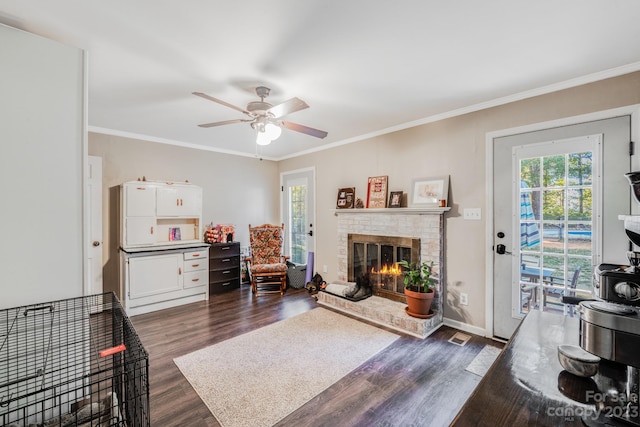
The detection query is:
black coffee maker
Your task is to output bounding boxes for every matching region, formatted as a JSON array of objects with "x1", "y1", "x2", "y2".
[{"x1": 578, "y1": 172, "x2": 640, "y2": 426}]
